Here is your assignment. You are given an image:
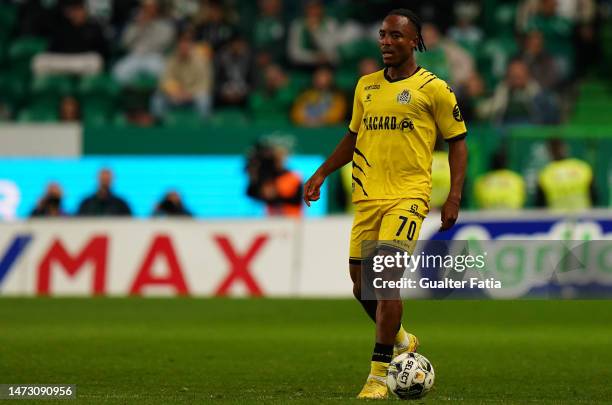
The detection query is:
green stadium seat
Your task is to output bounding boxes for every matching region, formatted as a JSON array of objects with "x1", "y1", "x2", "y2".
[
  {"x1": 579, "y1": 80, "x2": 611, "y2": 100},
  {"x1": 338, "y1": 39, "x2": 379, "y2": 65},
  {"x1": 17, "y1": 106, "x2": 58, "y2": 122},
  {"x1": 0, "y1": 73, "x2": 28, "y2": 108},
  {"x1": 209, "y1": 108, "x2": 249, "y2": 126},
  {"x1": 164, "y1": 109, "x2": 203, "y2": 127},
  {"x1": 79, "y1": 74, "x2": 120, "y2": 123},
  {"x1": 0, "y1": 3, "x2": 17, "y2": 40},
  {"x1": 32, "y1": 74, "x2": 75, "y2": 96},
  {"x1": 7, "y1": 37, "x2": 47, "y2": 83},
  {"x1": 8, "y1": 37, "x2": 47, "y2": 64},
  {"x1": 82, "y1": 100, "x2": 116, "y2": 124},
  {"x1": 79, "y1": 74, "x2": 121, "y2": 97},
  {"x1": 571, "y1": 101, "x2": 612, "y2": 124},
  {"x1": 289, "y1": 71, "x2": 311, "y2": 93},
  {"x1": 127, "y1": 73, "x2": 159, "y2": 91},
  {"x1": 336, "y1": 69, "x2": 357, "y2": 93}
]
